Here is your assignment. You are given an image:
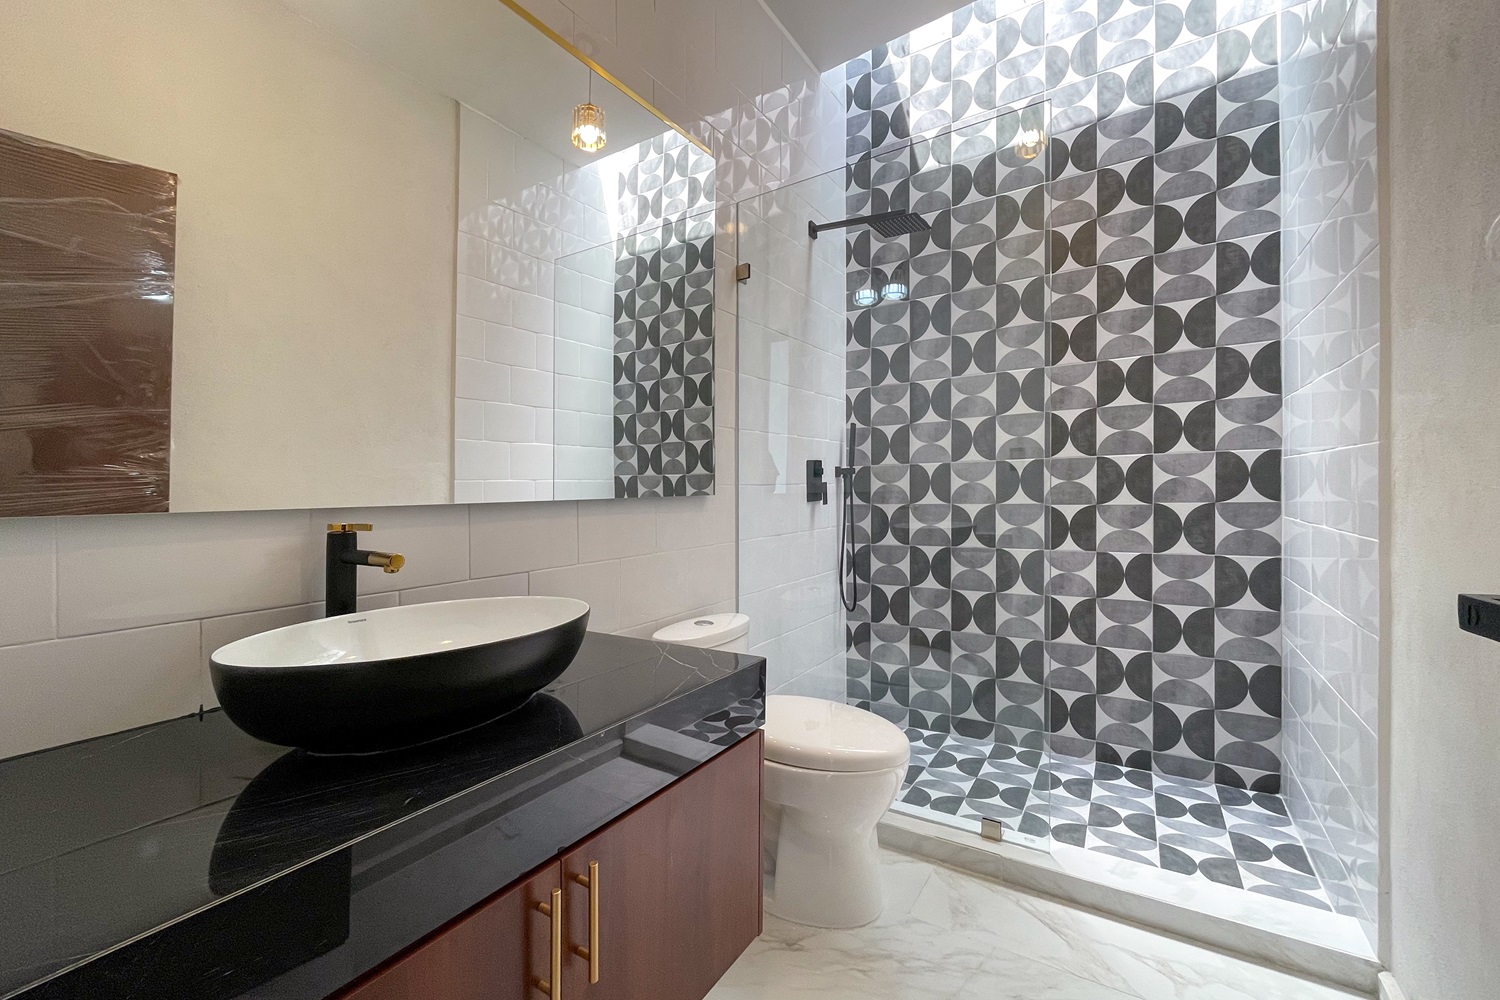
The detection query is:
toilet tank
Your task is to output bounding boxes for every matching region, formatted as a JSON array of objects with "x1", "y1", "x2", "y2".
[{"x1": 651, "y1": 613, "x2": 751, "y2": 653}]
